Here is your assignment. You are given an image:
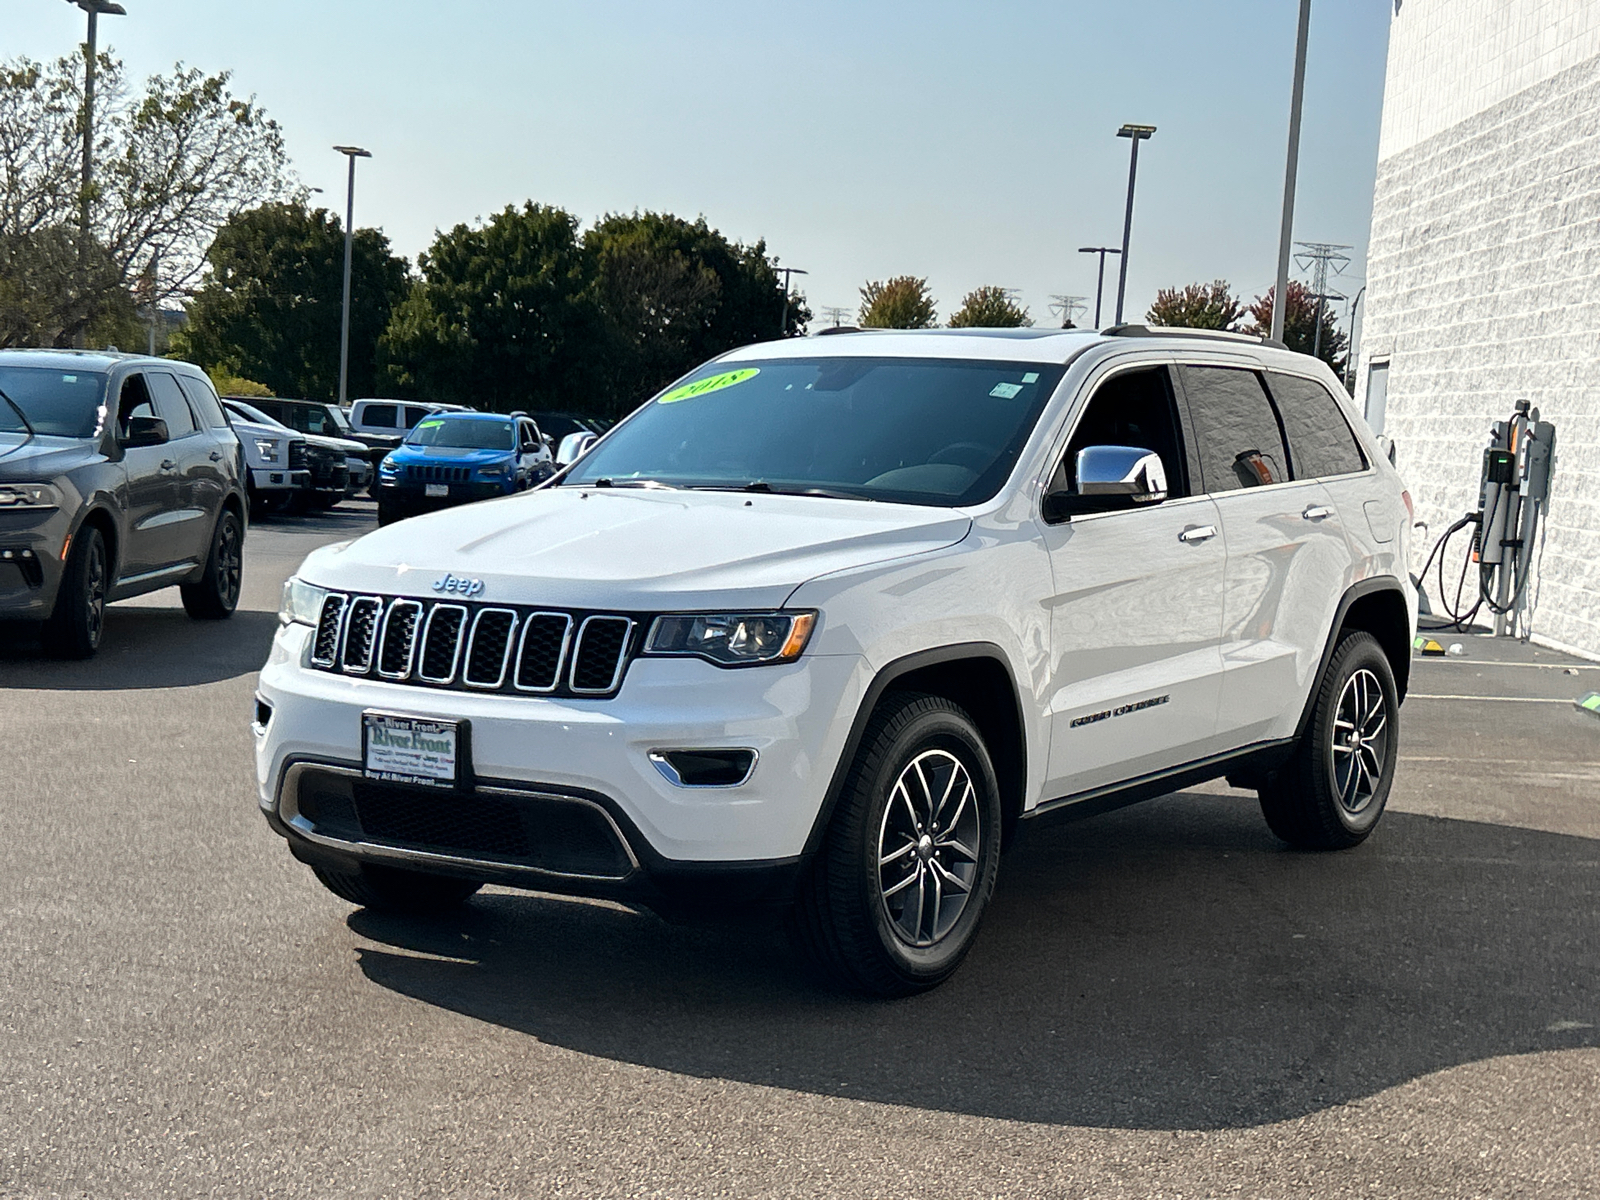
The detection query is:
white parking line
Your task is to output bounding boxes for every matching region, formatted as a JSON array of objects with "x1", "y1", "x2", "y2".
[{"x1": 1406, "y1": 694, "x2": 1576, "y2": 703}]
